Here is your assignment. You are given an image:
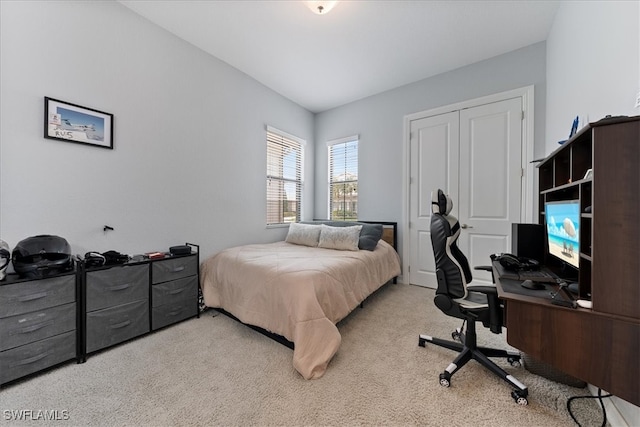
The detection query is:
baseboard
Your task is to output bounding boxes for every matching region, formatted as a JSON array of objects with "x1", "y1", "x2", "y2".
[{"x1": 588, "y1": 385, "x2": 640, "y2": 427}]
